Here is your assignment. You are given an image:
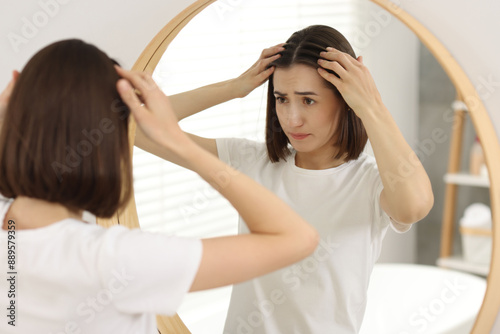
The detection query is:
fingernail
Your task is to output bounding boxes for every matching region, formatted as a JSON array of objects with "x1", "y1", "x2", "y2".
[
  {"x1": 117, "y1": 79, "x2": 131, "y2": 91},
  {"x1": 327, "y1": 47, "x2": 334, "y2": 51}
]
